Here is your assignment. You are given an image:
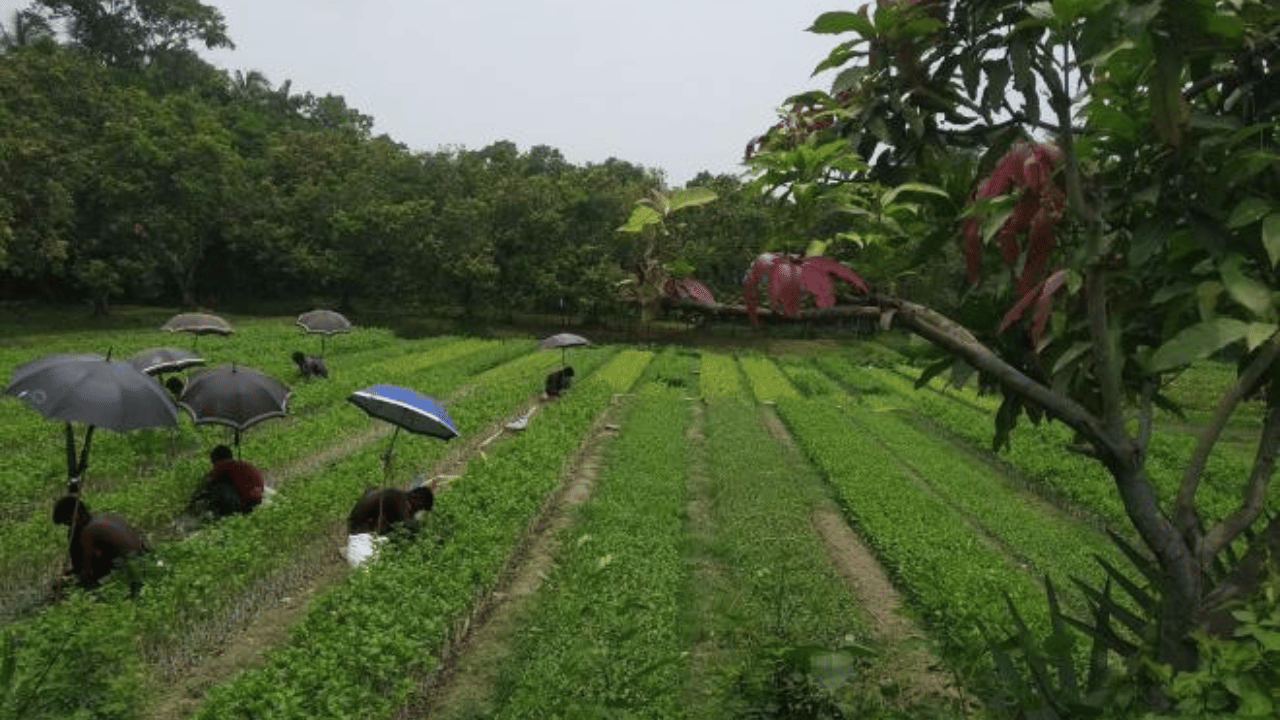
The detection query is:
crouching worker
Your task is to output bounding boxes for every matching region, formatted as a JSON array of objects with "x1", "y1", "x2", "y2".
[
  {"x1": 344, "y1": 484, "x2": 435, "y2": 566},
  {"x1": 52, "y1": 496, "x2": 149, "y2": 593},
  {"x1": 196, "y1": 444, "x2": 264, "y2": 517},
  {"x1": 348, "y1": 484, "x2": 434, "y2": 535},
  {"x1": 292, "y1": 351, "x2": 329, "y2": 379},
  {"x1": 544, "y1": 365, "x2": 575, "y2": 399}
]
